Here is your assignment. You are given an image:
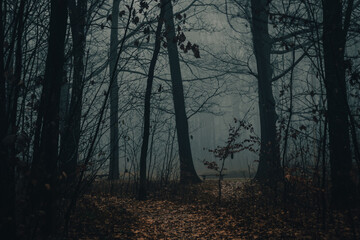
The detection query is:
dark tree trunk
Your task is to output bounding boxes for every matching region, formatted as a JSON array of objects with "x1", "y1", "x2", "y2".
[
  {"x1": 0, "y1": 1, "x2": 14, "y2": 238},
  {"x1": 9, "y1": 0, "x2": 25, "y2": 131},
  {"x1": 0, "y1": 0, "x2": 5, "y2": 144},
  {"x1": 30, "y1": 0, "x2": 68, "y2": 237},
  {"x1": 162, "y1": 0, "x2": 201, "y2": 184},
  {"x1": 139, "y1": 6, "x2": 165, "y2": 200},
  {"x1": 60, "y1": 0, "x2": 87, "y2": 183},
  {"x1": 109, "y1": 0, "x2": 120, "y2": 180},
  {"x1": 251, "y1": 0, "x2": 282, "y2": 185},
  {"x1": 0, "y1": 1, "x2": 25, "y2": 238},
  {"x1": 322, "y1": 0, "x2": 355, "y2": 208}
]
